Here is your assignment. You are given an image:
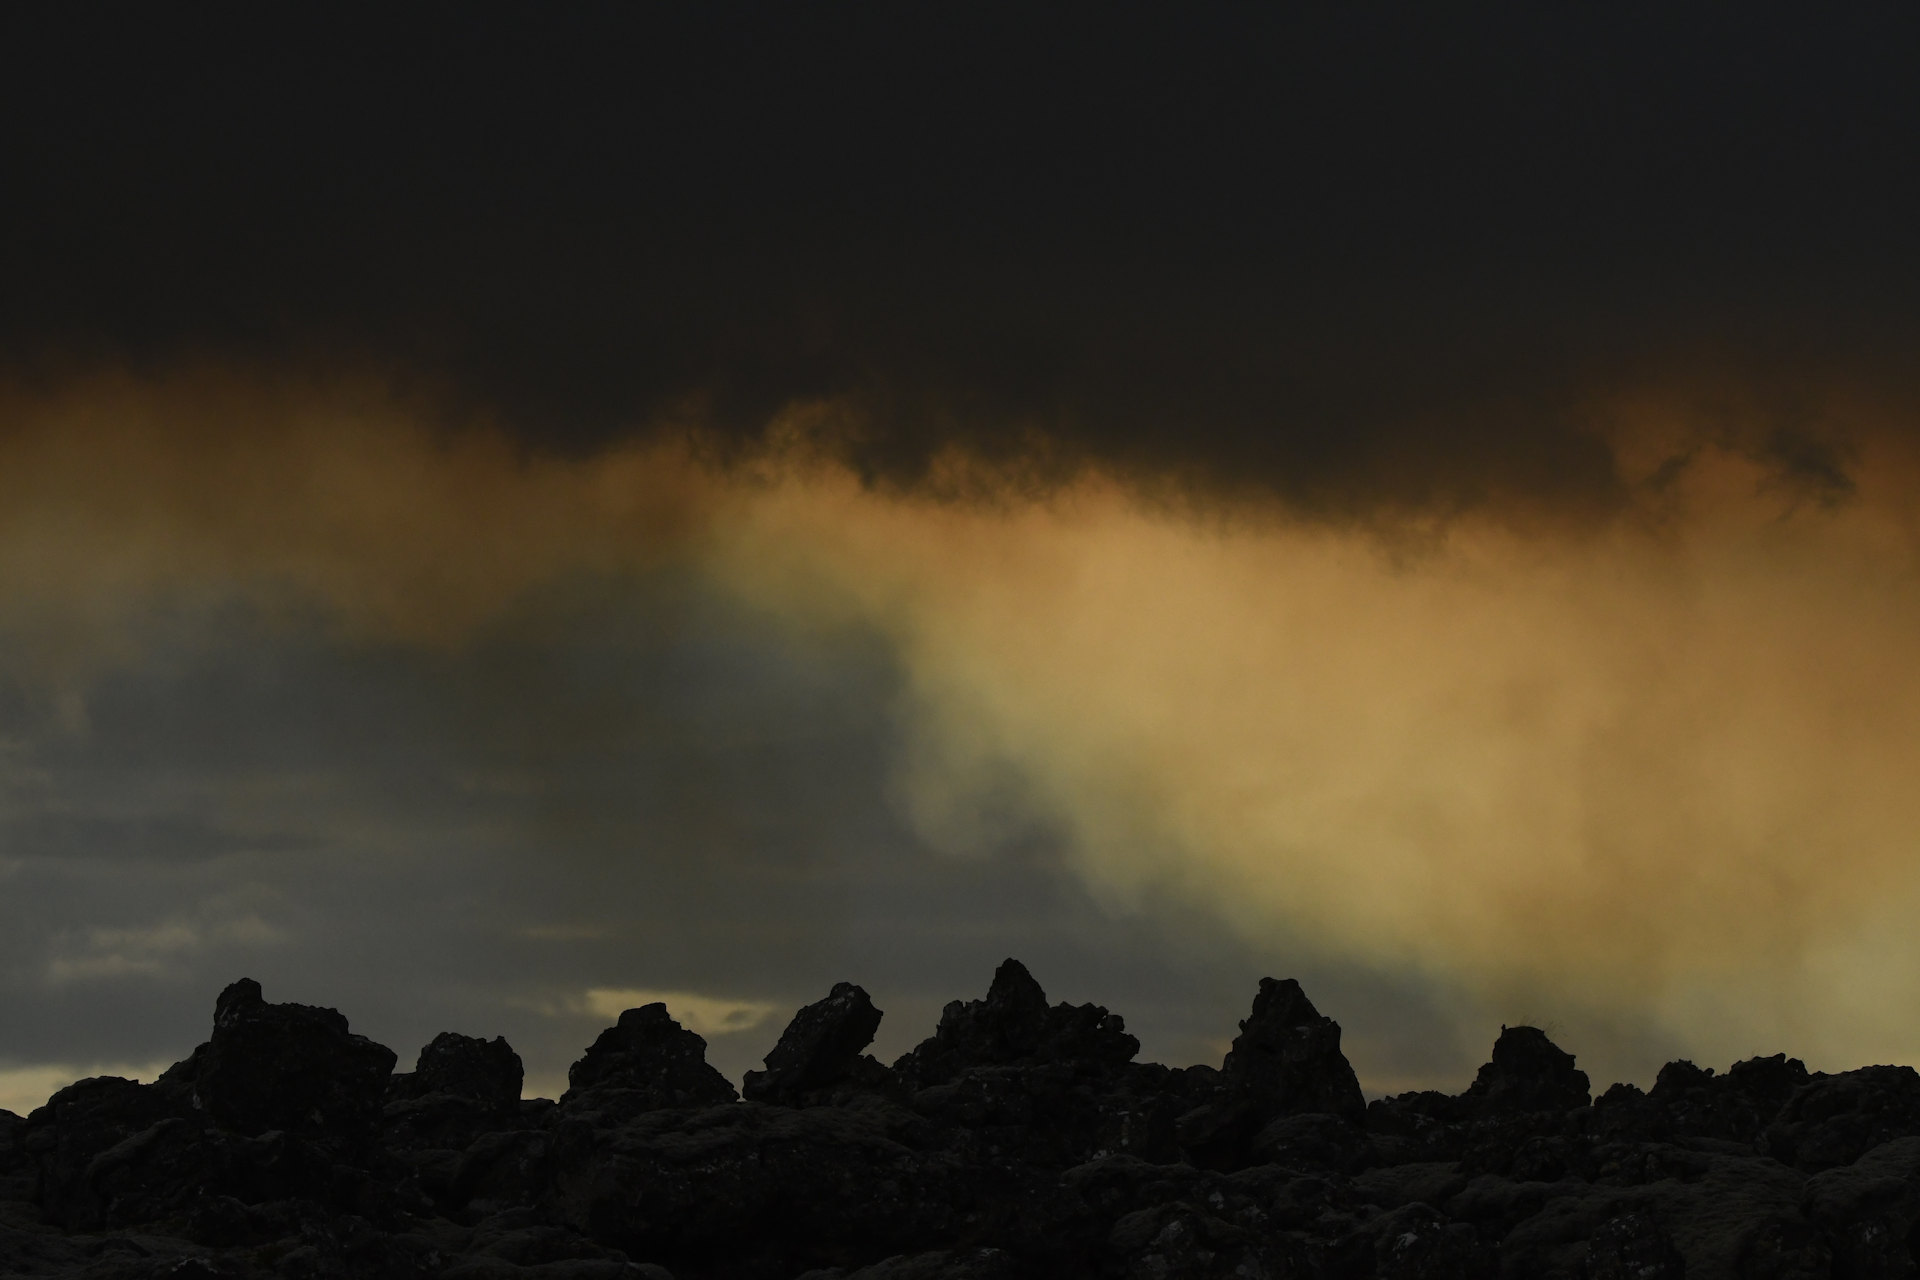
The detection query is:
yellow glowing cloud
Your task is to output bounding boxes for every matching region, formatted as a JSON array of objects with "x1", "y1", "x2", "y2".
[
  {"x1": 8, "y1": 364, "x2": 1920, "y2": 1082},
  {"x1": 700, "y1": 399, "x2": 1920, "y2": 1076},
  {"x1": 0, "y1": 1061, "x2": 178, "y2": 1118},
  {"x1": 577, "y1": 989, "x2": 779, "y2": 1037},
  {"x1": 0, "y1": 366, "x2": 730, "y2": 669}
]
